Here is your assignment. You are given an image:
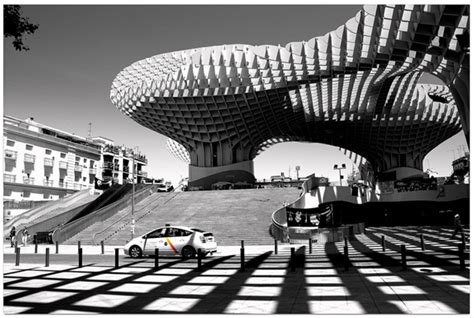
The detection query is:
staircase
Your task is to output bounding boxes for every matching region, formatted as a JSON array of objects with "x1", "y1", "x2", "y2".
[{"x1": 100, "y1": 188, "x2": 301, "y2": 246}]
